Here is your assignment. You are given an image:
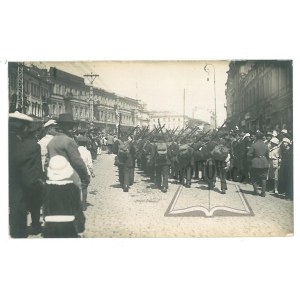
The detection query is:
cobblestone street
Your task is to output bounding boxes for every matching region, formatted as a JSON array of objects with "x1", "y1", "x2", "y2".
[{"x1": 83, "y1": 152, "x2": 293, "y2": 238}]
